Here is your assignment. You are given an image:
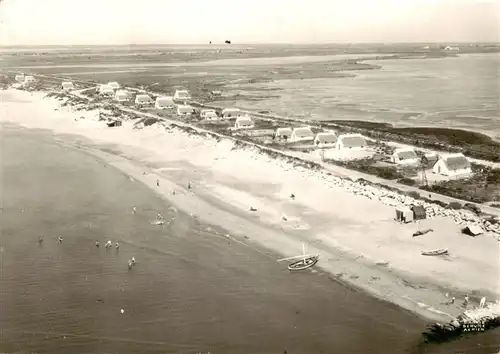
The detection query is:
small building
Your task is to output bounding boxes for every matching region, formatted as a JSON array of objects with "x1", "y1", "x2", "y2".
[
  {"x1": 15, "y1": 74, "x2": 25, "y2": 83},
  {"x1": 107, "y1": 81, "x2": 120, "y2": 90},
  {"x1": 313, "y1": 132, "x2": 337, "y2": 148},
  {"x1": 173, "y1": 89, "x2": 191, "y2": 101},
  {"x1": 335, "y1": 134, "x2": 367, "y2": 151},
  {"x1": 290, "y1": 127, "x2": 314, "y2": 142},
  {"x1": 177, "y1": 104, "x2": 194, "y2": 116},
  {"x1": 99, "y1": 84, "x2": 115, "y2": 95},
  {"x1": 234, "y1": 115, "x2": 254, "y2": 129},
  {"x1": 462, "y1": 224, "x2": 483, "y2": 237},
  {"x1": 274, "y1": 127, "x2": 293, "y2": 140},
  {"x1": 221, "y1": 108, "x2": 242, "y2": 119},
  {"x1": 134, "y1": 94, "x2": 153, "y2": 105},
  {"x1": 24, "y1": 75, "x2": 35, "y2": 83},
  {"x1": 395, "y1": 207, "x2": 414, "y2": 223},
  {"x1": 155, "y1": 96, "x2": 175, "y2": 109},
  {"x1": 61, "y1": 81, "x2": 75, "y2": 91},
  {"x1": 411, "y1": 205, "x2": 427, "y2": 221},
  {"x1": 392, "y1": 147, "x2": 420, "y2": 165},
  {"x1": 432, "y1": 153, "x2": 472, "y2": 177},
  {"x1": 115, "y1": 90, "x2": 129, "y2": 102},
  {"x1": 200, "y1": 109, "x2": 218, "y2": 120}
]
